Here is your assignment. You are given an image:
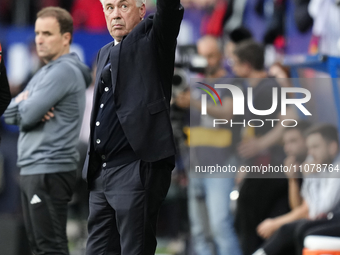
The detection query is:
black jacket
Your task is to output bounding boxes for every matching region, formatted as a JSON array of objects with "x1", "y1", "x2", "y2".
[{"x1": 82, "y1": 0, "x2": 184, "y2": 181}]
